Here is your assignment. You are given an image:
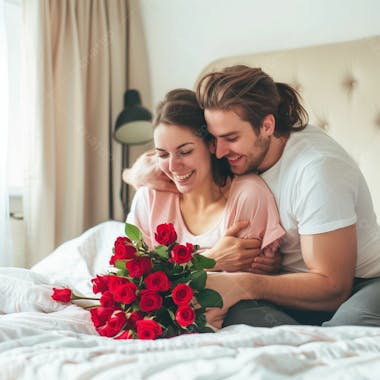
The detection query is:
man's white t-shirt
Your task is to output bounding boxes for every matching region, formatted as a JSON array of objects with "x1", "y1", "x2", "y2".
[{"x1": 261, "y1": 125, "x2": 380, "y2": 277}]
